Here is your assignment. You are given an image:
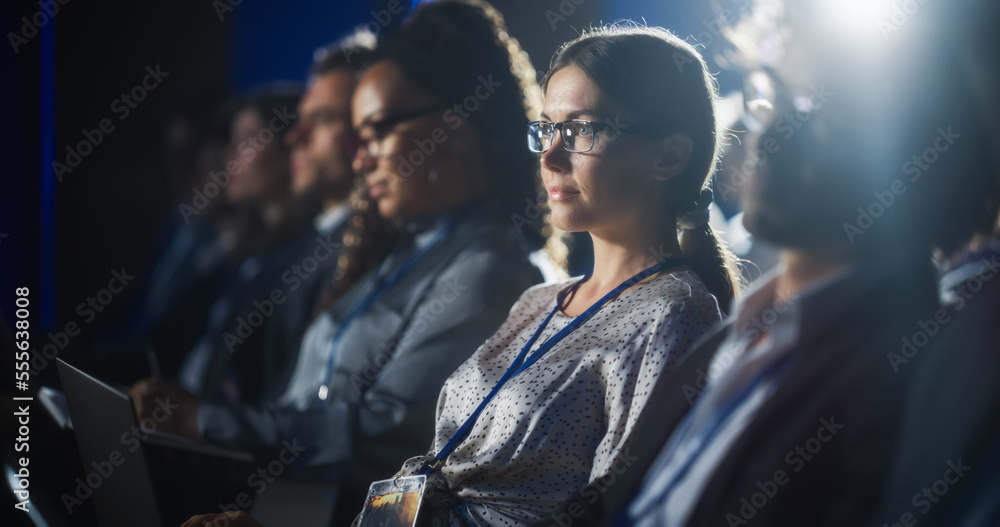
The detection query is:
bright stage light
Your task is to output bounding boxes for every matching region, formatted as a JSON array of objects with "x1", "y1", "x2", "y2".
[
  {"x1": 819, "y1": 0, "x2": 894, "y2": 41},
  {"x1": 824, "y1": 0, "x2": 884, "y2": 28}
]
